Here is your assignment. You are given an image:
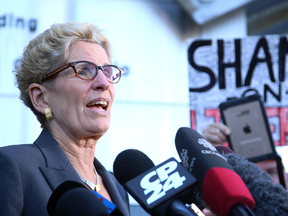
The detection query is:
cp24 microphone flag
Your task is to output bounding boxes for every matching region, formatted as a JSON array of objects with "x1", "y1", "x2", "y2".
[
  {"x1": 113, "y1": 149, "x2": 197, "y2": 216},
  {"x1": 175, "y1": 127, "x2": 255, "y2": 216}
]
